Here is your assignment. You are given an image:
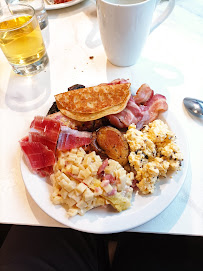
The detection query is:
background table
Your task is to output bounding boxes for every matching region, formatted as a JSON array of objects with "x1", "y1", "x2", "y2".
[{"x1": 0, "y1": 0, "x2": 203, "y2": 235}]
